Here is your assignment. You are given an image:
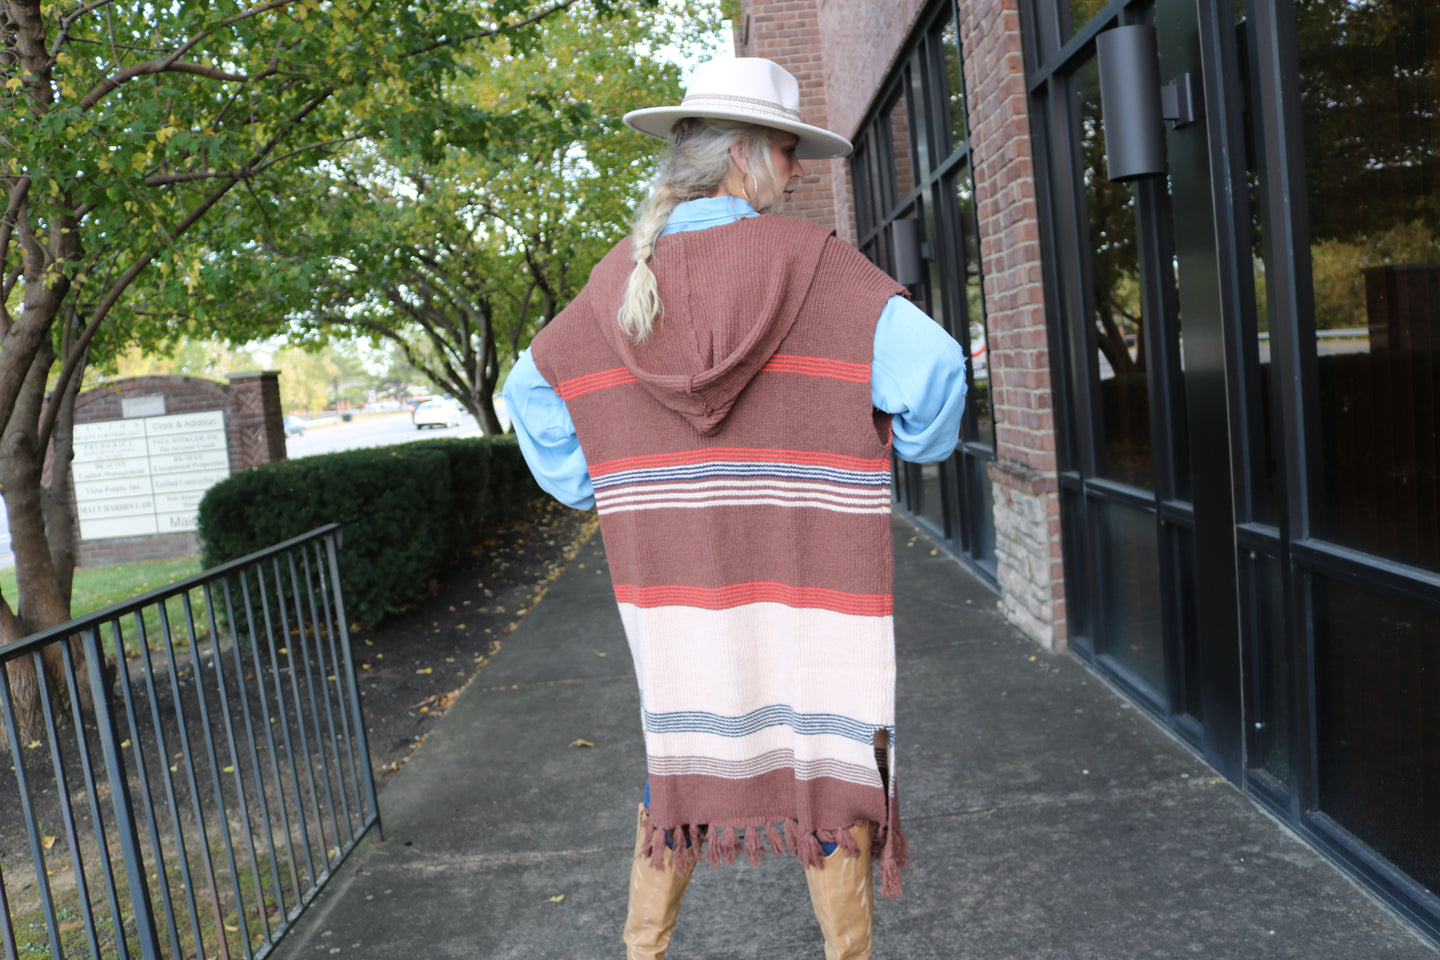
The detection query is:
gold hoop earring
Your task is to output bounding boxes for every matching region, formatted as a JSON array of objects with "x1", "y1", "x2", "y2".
[{"x1": 742, "y1": 173, "x2": 755, "y2": 204}]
